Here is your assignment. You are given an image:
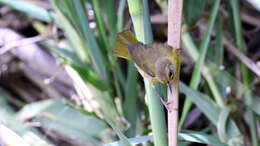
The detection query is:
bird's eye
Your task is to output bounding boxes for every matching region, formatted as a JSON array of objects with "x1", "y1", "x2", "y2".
[{"x1": 168, "y1": 70, "x2": 174, "y2": 79}]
